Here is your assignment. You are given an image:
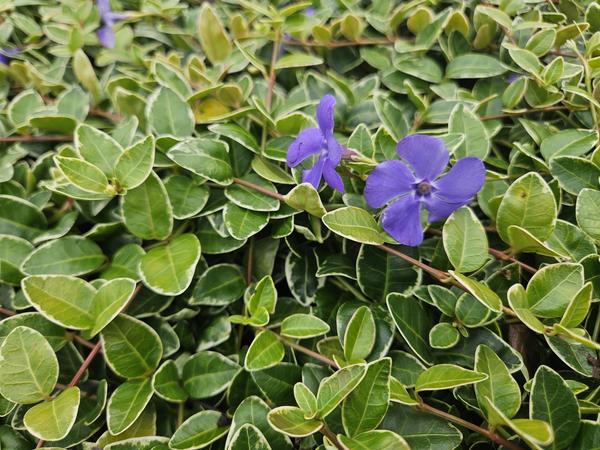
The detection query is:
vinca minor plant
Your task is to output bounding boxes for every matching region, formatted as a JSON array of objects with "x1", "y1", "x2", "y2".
[{"x1": 0, "y1": 0, "x2": 600, "y2": 449}]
